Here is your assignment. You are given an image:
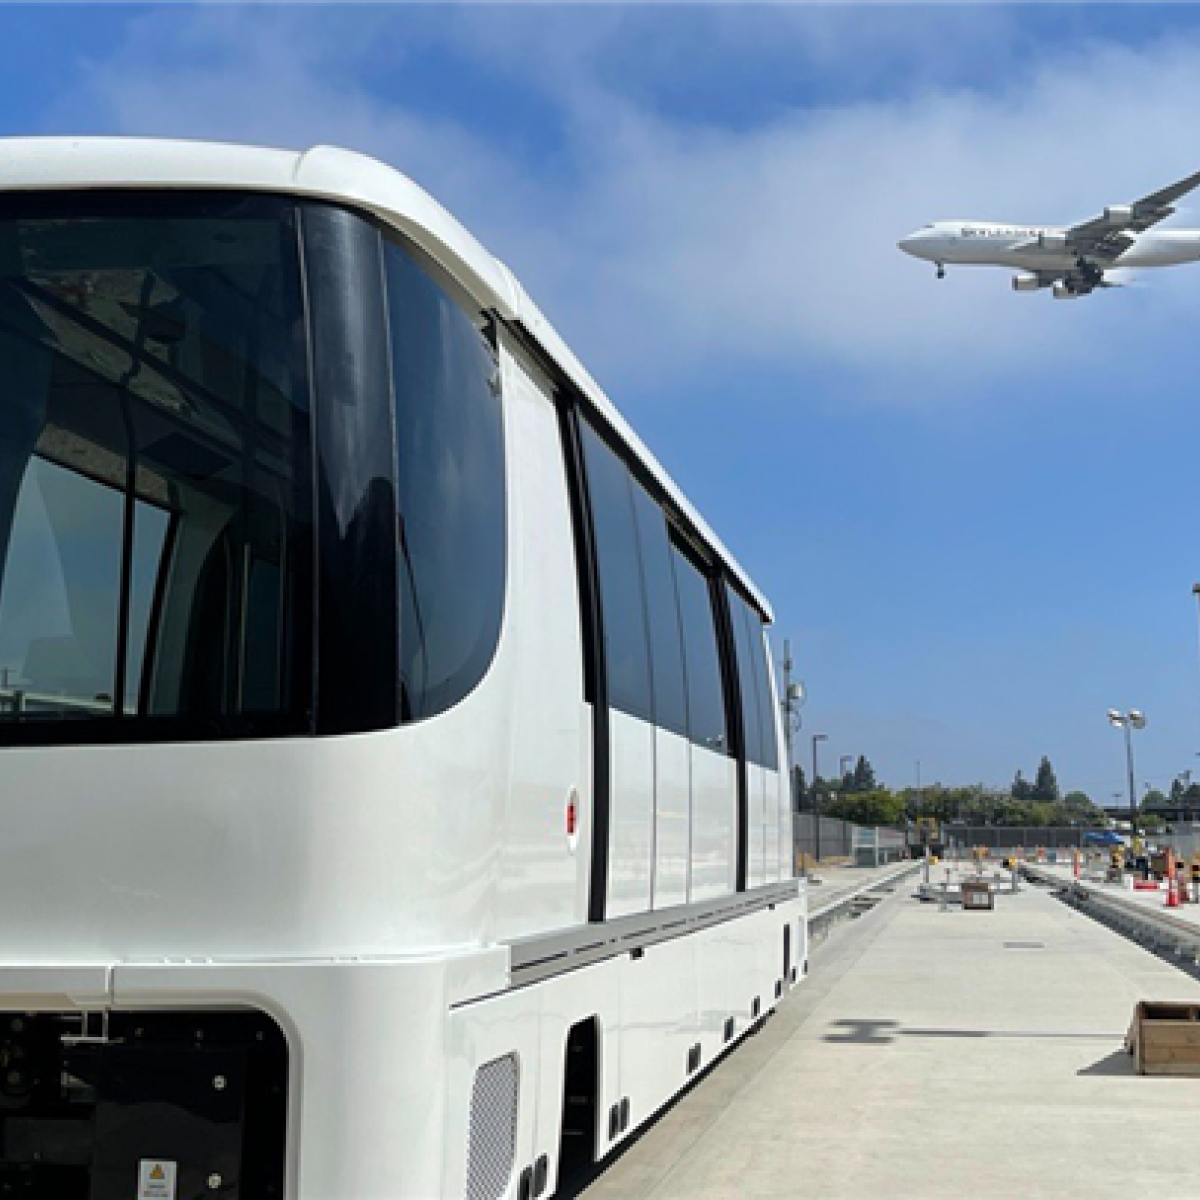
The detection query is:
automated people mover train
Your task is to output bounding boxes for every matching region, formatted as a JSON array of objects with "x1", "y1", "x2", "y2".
[{"x1": 0, "y1": 139, "x2": 804, "y2": 1199}]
